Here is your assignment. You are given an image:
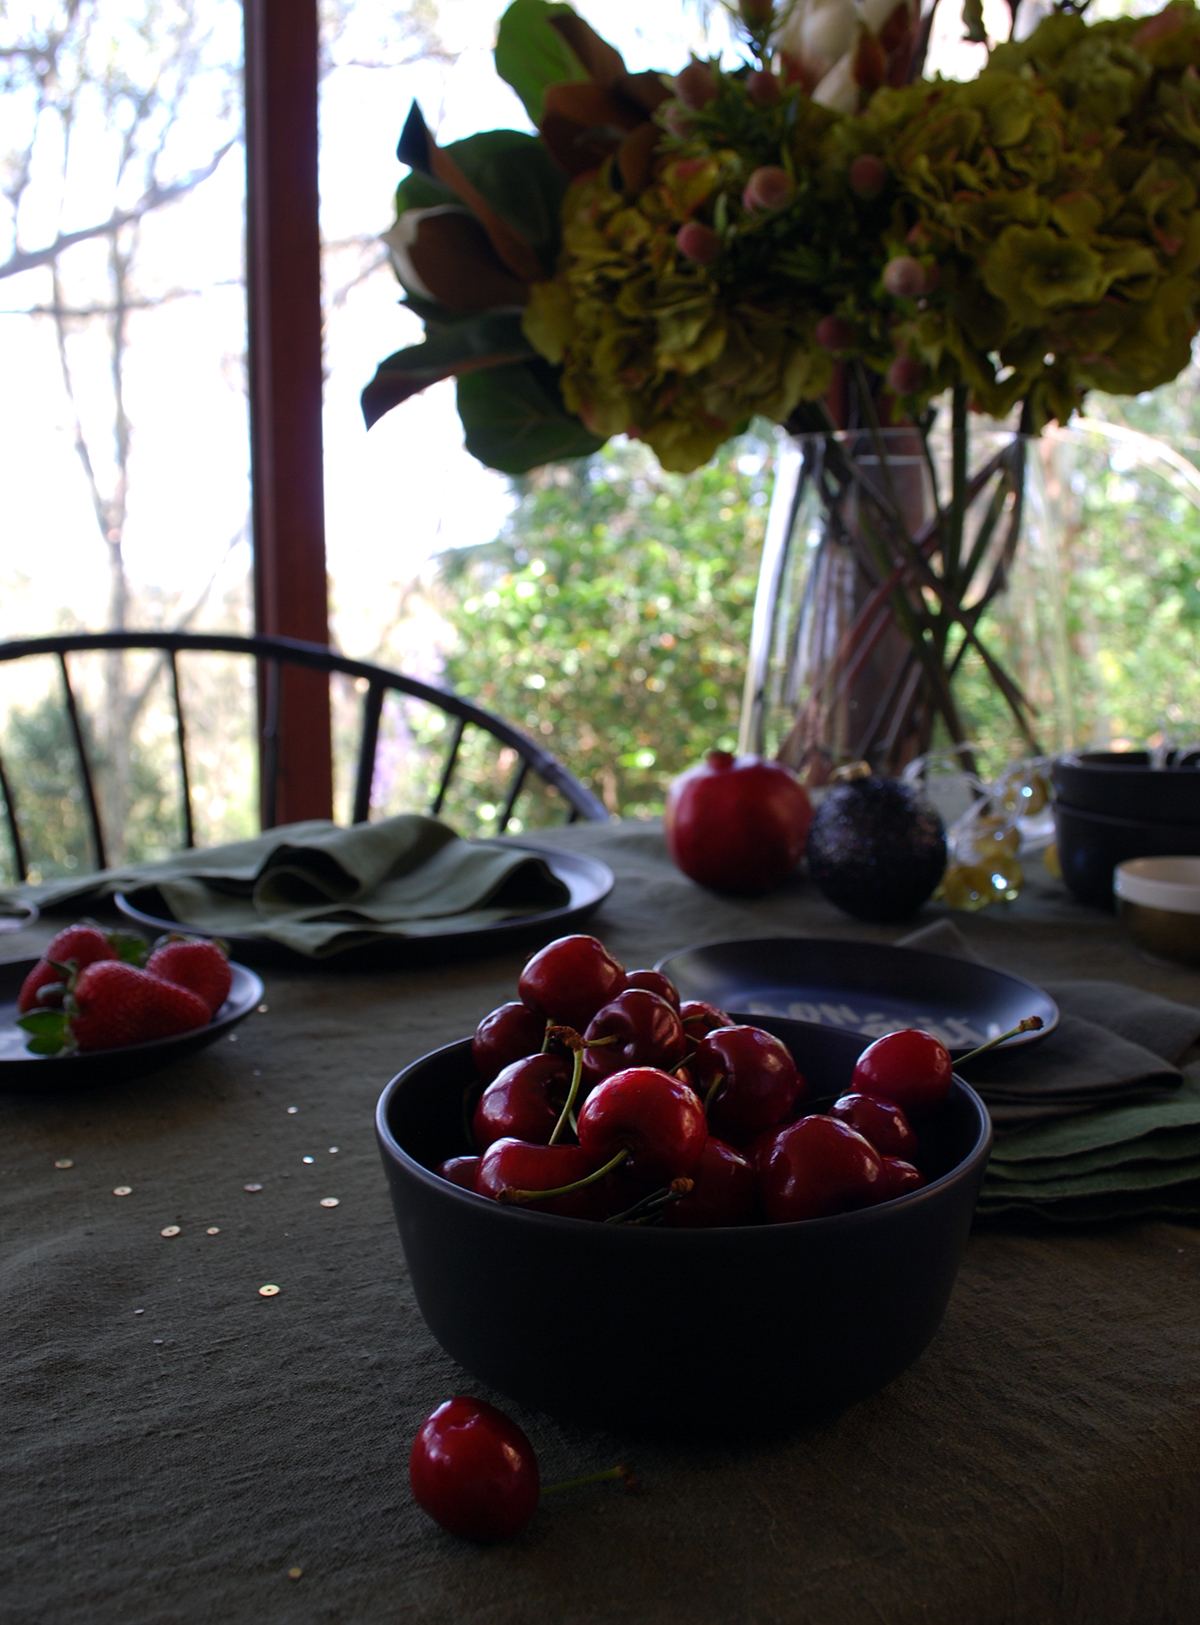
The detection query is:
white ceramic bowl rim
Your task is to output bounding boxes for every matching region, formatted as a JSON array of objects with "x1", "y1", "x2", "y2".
[{"x1": 1115, "y1": 856, "x2": 1200, "y2": 913}]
